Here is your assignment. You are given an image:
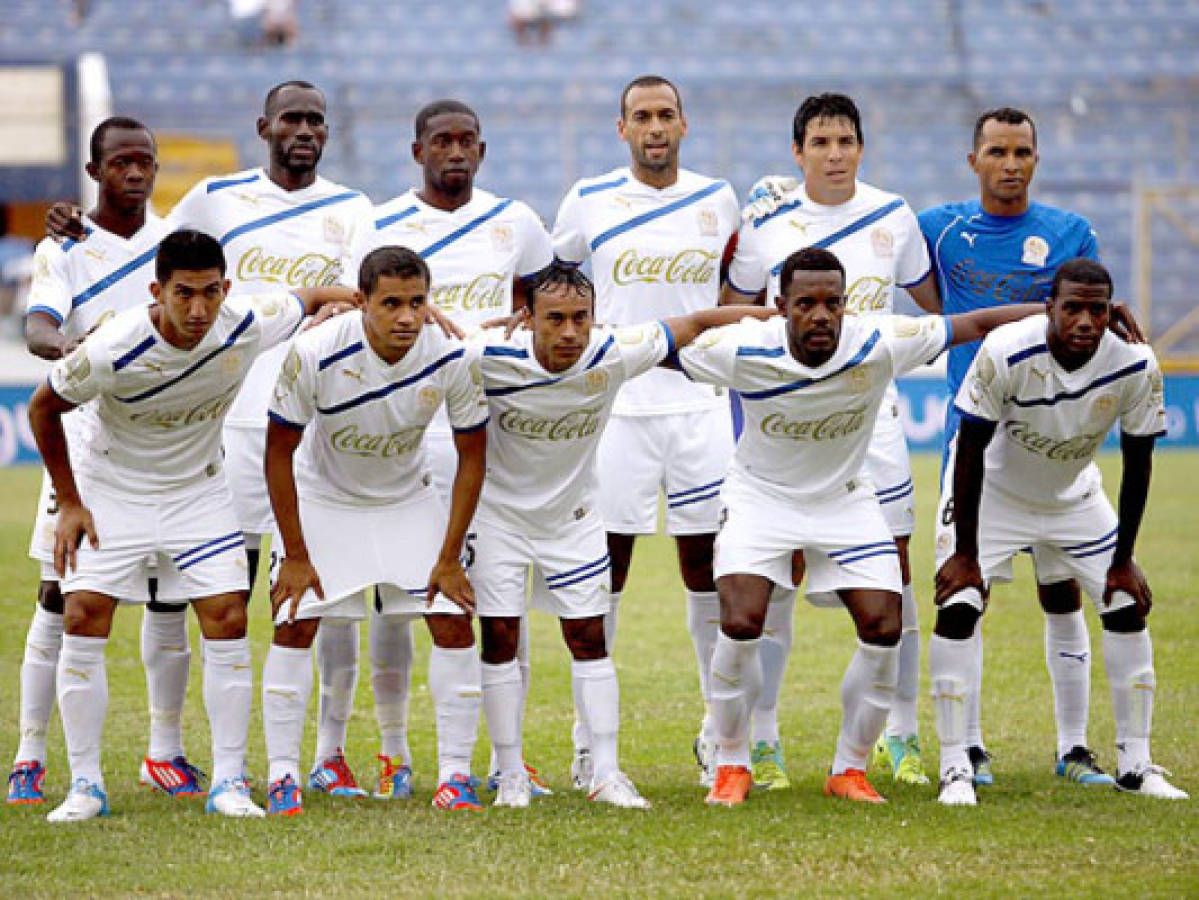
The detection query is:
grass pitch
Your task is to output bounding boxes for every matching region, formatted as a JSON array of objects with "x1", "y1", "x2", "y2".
[{"x1": 0, "y1": 454, "x2": 1195, "y2": 898}]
